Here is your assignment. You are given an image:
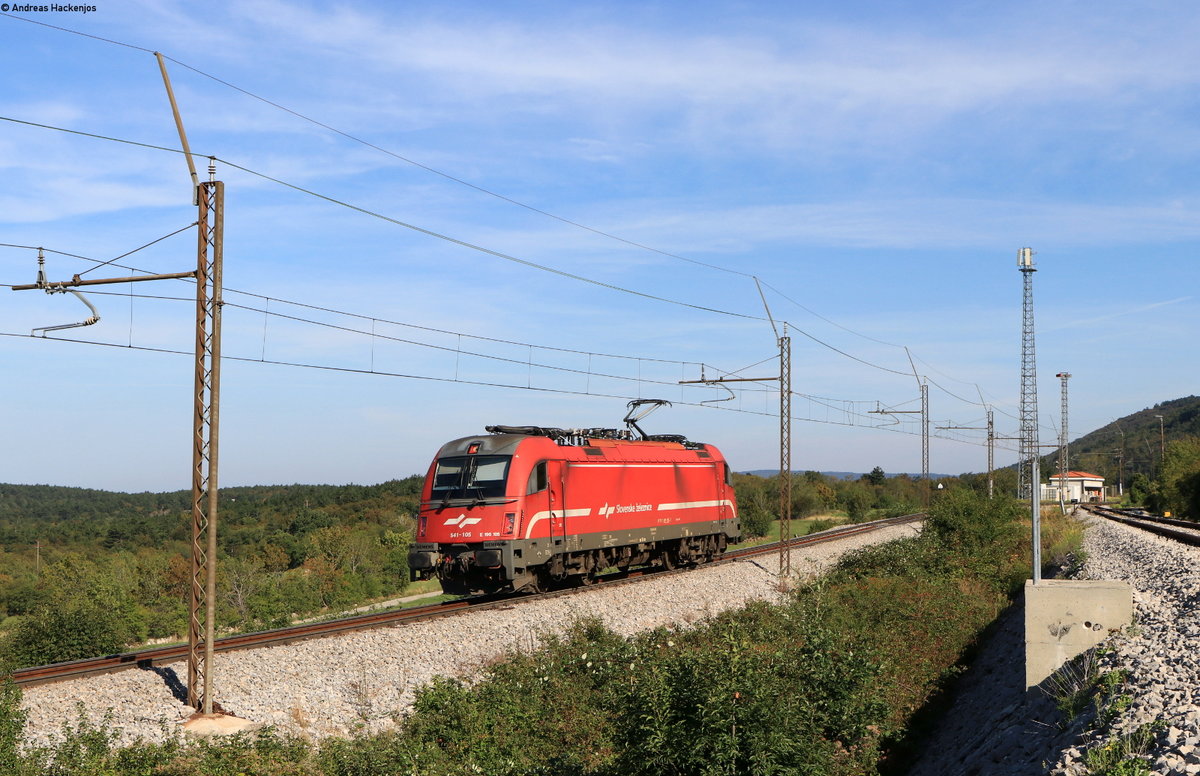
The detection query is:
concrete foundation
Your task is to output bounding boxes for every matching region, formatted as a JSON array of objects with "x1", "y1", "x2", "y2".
[
  {"x1": 1024, "y1": 579, "x2": 1132, "y2": 690},
  {"x1": 182, "y1": 712, "x2": 259, "y2": 736}
]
